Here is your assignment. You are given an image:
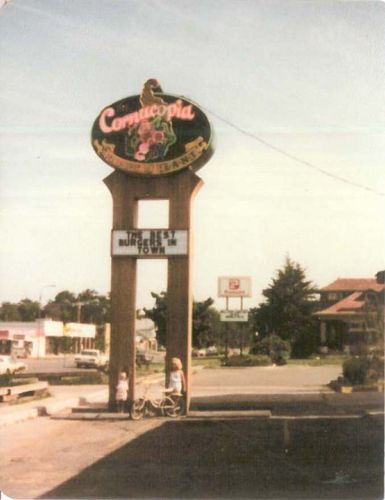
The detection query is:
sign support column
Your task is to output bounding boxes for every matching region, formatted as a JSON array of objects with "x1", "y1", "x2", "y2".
[{"x1": 105, "y1": 169, "x2": 203, "y2": 411}]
